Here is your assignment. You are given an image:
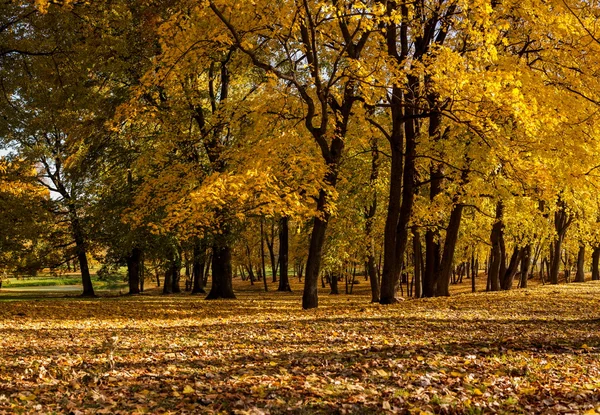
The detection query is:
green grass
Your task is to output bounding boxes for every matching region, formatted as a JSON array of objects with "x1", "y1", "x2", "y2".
[
  {"x1": 3, "y1": 276, "x2": 83, "y2": 287},
  {"x1": 1, "y1": 273, "x2": 127, "y2": 290}
]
